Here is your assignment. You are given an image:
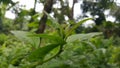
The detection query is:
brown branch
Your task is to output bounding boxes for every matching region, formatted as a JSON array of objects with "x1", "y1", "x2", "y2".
[
  {"x1": 36, "y1": 0, "x2": 54, "y2": 33},
  {"x1": 69, "y1": 0, "x2": 77, "y2": 20}
]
